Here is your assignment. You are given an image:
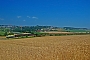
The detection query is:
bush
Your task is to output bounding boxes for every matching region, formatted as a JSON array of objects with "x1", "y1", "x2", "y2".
[
  {"x1": 8, "y1": 33, "x2": 14, "y2": 35},
  {"x1": 4, "y1": 32, "x2": 8, "y2": 36}
]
